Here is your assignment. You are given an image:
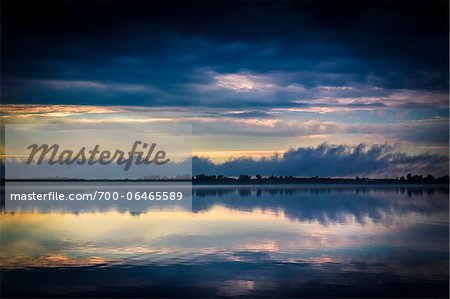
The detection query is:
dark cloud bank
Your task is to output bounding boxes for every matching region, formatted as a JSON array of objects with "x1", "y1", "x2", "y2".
[
  {"x1": 2, "y1": 1, "x2": 448, "y2": 105},
  {"x1": 193, "y1": 143, "x2": 448, "y2": 177}
]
